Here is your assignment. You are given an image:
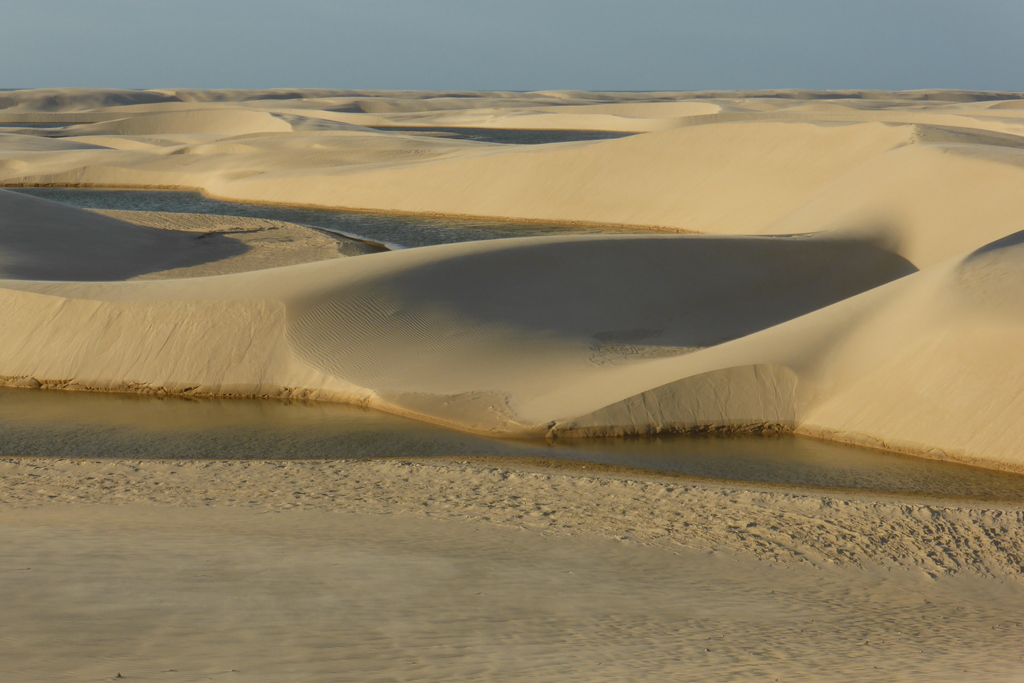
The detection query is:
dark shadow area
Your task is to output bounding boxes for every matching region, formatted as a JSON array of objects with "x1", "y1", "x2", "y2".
[
  {"x1": 309, "y1": 235, "x2": 917, "y2": 349},
  {"x1": 10, "y1": 187, "x2": 664, "y2": 248},
  {"x1": 965, "y1": 227, "x2": 1024, "y2": 259},
  {"x1": 0, "y1": 189, "x2": 248, "y2": 281}
]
